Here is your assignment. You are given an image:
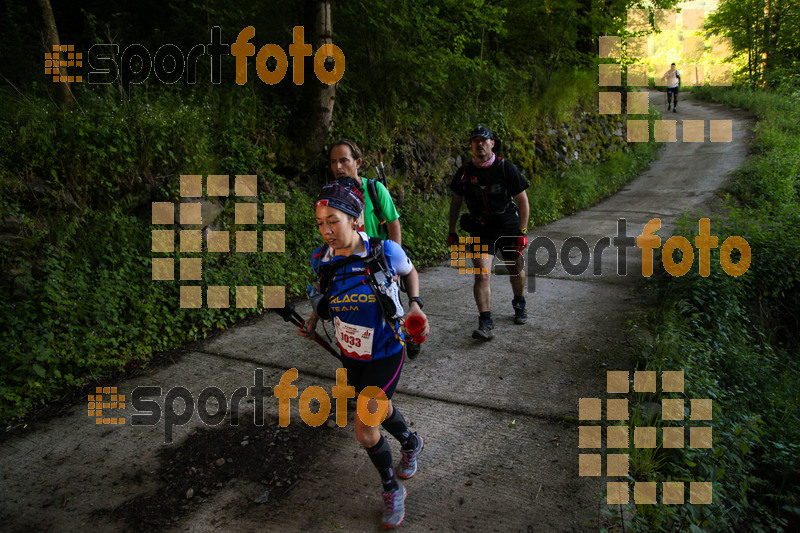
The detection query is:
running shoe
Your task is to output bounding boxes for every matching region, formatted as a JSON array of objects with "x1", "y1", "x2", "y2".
[
  {"x1": 381, "y1": 483, "x2": 406, "y2": 529},
  {"x1": 513, "y1": 299, "x2": 527, "y2": 325},
  {"x1": 472, "y1": 316, "x2": 494, "y2": 340},
  {"x1": 397, "y1": 434, "x2": 424, "y2": 479}
]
